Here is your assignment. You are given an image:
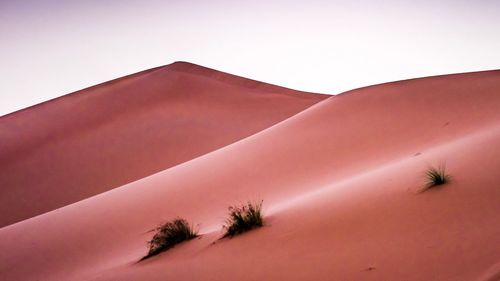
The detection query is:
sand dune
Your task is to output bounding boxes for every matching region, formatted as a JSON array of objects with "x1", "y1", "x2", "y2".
[
  {"x1": 0, "y1": 62, "x2": 326, "y2": 227},
  {"x1": 0, "y1": 67, "x2": 499, "y2": 281}
]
